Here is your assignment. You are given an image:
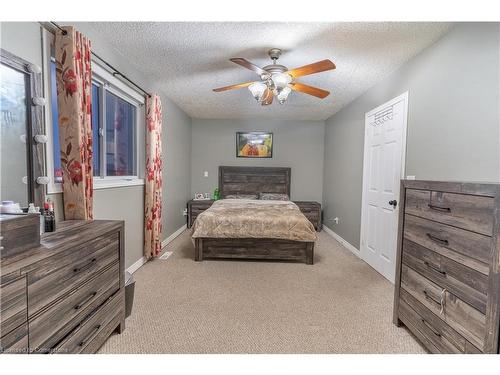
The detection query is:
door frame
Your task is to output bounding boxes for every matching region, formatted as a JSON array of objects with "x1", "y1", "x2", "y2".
[{"x1": 359, "y1": 91, "x2": 409, "y2": 283}]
